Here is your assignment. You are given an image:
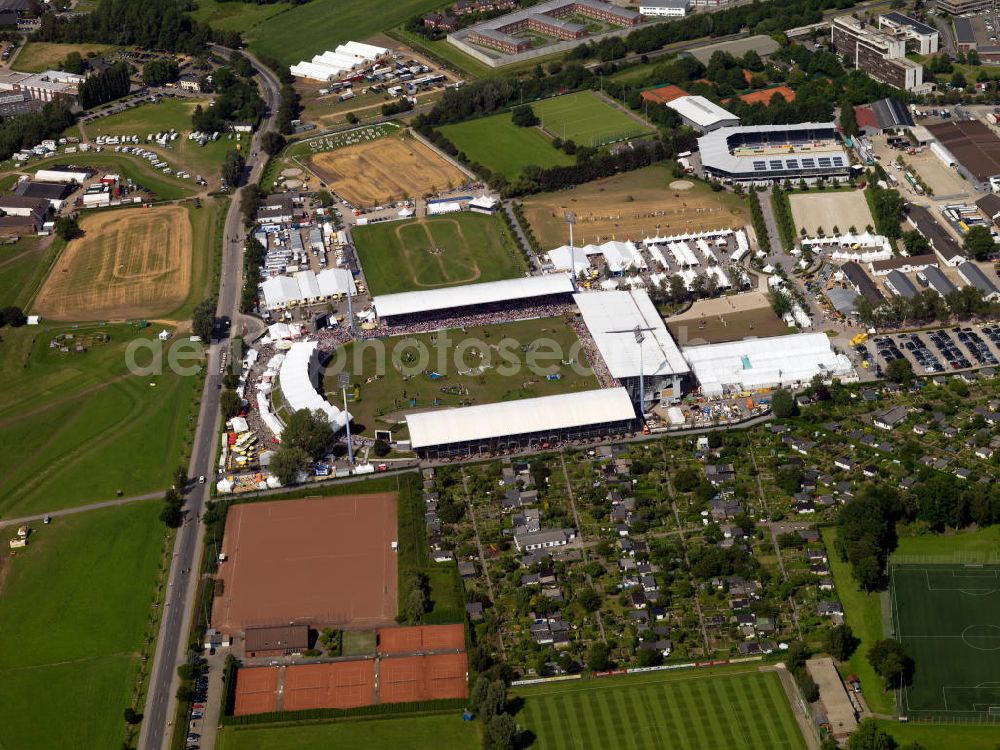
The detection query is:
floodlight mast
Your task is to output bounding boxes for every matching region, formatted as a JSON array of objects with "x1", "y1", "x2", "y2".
[{"x1": 564, "y1": 210, "x2": 577, "y2": 291}]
